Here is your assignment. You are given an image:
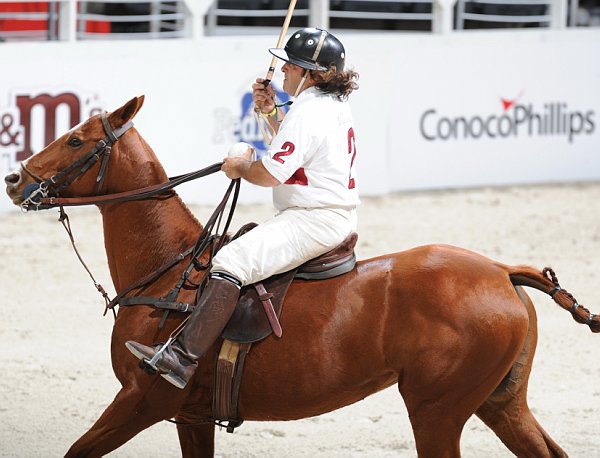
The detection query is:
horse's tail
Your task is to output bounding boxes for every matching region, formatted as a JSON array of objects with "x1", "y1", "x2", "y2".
[{"x1": 506, "y1": 265, "x2": 600, "y2": 333}]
